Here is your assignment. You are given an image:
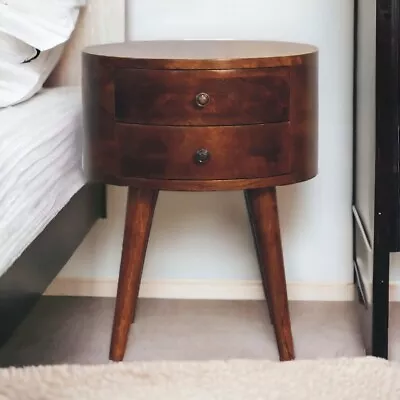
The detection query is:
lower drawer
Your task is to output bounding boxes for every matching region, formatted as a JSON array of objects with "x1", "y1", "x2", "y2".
[{"x1": 116, "y1": 123, "x2": 292, "y2": 180}]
